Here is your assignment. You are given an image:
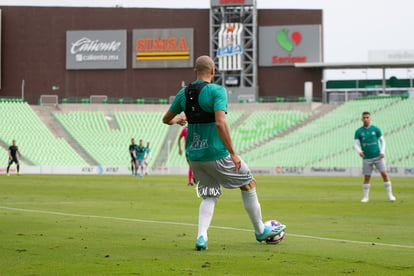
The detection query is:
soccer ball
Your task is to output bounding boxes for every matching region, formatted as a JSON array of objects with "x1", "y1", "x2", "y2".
[{"x1": 264, "y1": 220, "x2": 285, "y2": 244}]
